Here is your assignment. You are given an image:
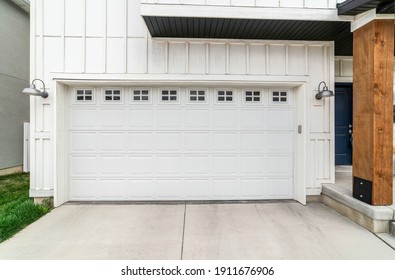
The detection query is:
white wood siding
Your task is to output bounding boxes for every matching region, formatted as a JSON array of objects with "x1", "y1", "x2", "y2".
[{"x1": 30, "y1": 0, "x2": 335, "y2": 199}]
